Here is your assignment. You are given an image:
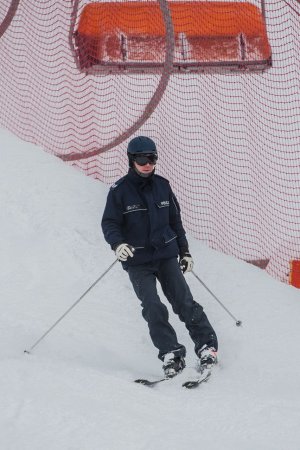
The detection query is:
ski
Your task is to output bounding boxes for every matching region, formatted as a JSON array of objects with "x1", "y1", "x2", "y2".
[
  {"x1": 134, "y1": 367, "x2": 183, "y2": 386},
  {"x1": 135, "y1": 368, "x2": 212, "y2": 388}
]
